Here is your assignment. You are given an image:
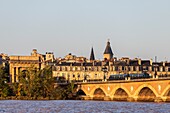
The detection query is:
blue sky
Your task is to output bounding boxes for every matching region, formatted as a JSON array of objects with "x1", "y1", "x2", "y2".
[{"x1": 0, "y1": 0, "x2": 170, "y2": 61}]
